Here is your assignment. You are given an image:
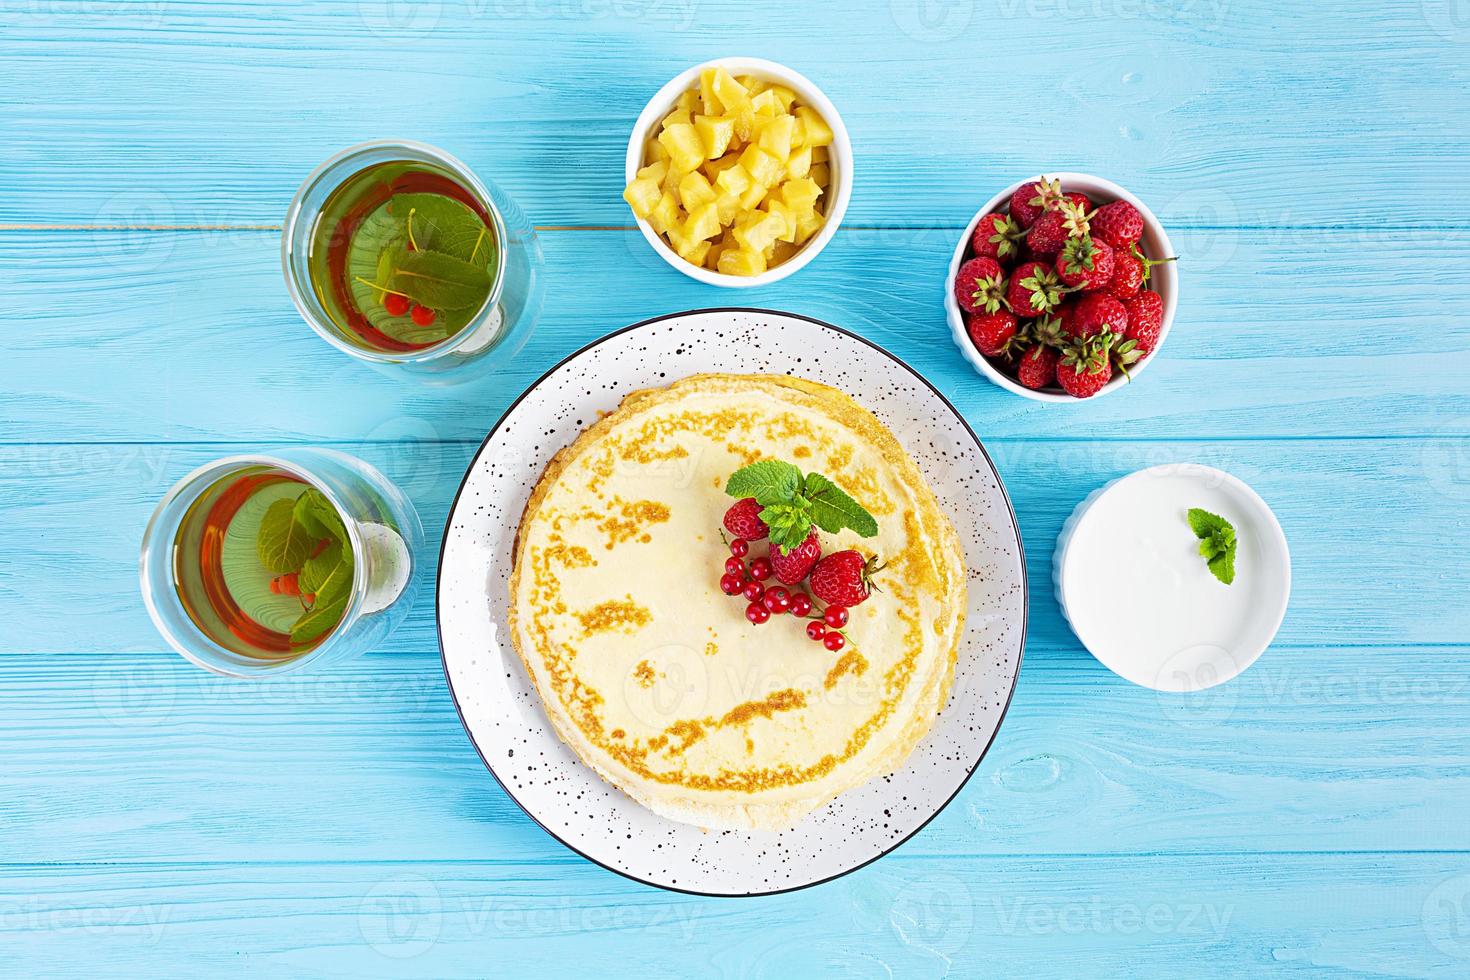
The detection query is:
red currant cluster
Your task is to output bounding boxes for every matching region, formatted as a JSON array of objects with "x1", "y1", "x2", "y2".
[
  {"x1": 719, "y1": 536, "x2": 851, "y2": 651},
  {"x1": 381, "y1": 291, "x2": 438, "y2": 327}
]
